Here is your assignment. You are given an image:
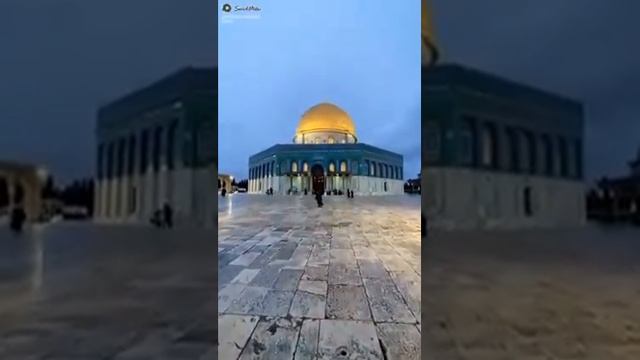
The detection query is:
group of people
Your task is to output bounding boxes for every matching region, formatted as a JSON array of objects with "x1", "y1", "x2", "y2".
[
  {"x1": 266, "y1": 187, "x2": 274, "y2": 195},
  {"x1": 150, "y1": 202, "x2": 173, "y2": 228}
]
